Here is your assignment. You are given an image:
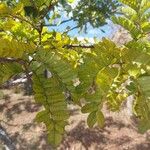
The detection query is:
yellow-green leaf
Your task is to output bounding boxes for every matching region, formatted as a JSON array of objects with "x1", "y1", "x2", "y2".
[
  {"x1": 87, "y1": 111, "x2": 97, "y2": 128},
  {"x1": 96, "y1": 110, "x2": 105, "y2": 128}
]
